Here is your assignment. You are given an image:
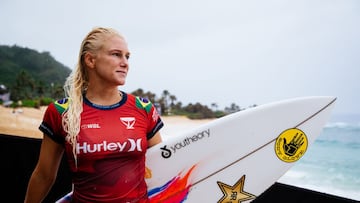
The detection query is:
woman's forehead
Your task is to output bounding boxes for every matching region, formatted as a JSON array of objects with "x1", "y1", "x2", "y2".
[{"x1": 102, "y1": 35, "x2": 129, "y2": 52}]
